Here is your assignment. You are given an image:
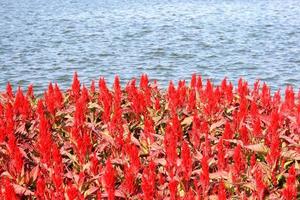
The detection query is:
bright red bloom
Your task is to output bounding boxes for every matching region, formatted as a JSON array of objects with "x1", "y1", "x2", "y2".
[
  {"x1": 200, "y1": 155, "x2": 209, "y2": 194},
  {"x1": 72, "y1": 72, "x2": 81, "y2": 100},
  {"x1": 104, "y1": 158, "x2": 115, "y2": 200},
  {"x1": 123, "y1": 165, "x2": 135, "y2": 195},
  {"x1": 282, "y1": 165, "x2": 297, "y2": 200},
  {"x1": 218, "y1": 180, "x2": 226, "y2": 200},
  {"x1": 169, "y1": 176, "x2": 178, "y2": 200},
  {"x1": 255, "y1": 169, "x2": 266, "y2": 199},
  {"x1": 26, "y1": 84, "x2": 34, "y2": 98},
  {"x1": 233, "y1": 144, "x2": 245, "y2": 179},
  {"x1": 141, "y1": 161, "x2": 156, "y2": 200},
  {"x1": 181, "y1": 140, "x2": 192, "y2": 180},
  {"x1": 4, "y1": 178, "x2": 17, "y2": 200},
  {"x1": 36, "y1": 175, "x2": 46, "y2": 198},
  {"x1": 6, "y1": 82, "x2": 14, "y2": 99}
]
